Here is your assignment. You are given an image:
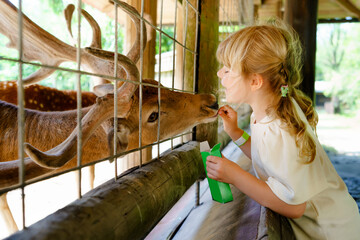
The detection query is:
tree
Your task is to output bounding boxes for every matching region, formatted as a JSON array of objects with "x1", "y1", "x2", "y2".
[{"x1": 316, "y1": 23, "x2": 360, "y2": 113}]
